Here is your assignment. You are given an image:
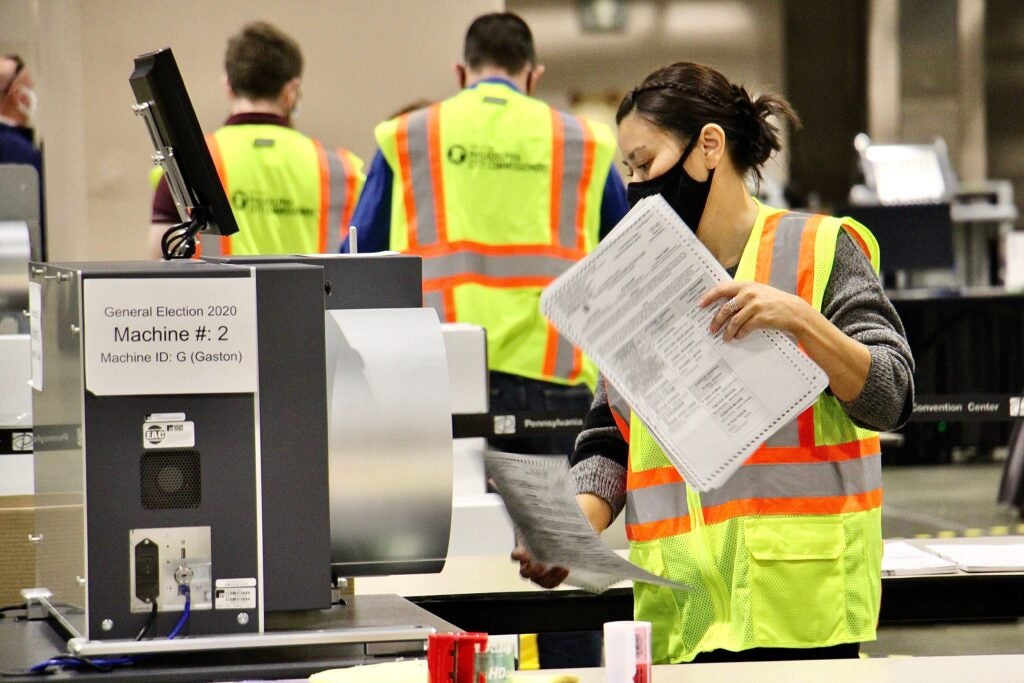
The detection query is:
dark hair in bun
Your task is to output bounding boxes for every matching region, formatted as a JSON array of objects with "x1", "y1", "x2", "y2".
[{"x1": 617, "y1": 62, "x2": 800, "y2": 182}]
